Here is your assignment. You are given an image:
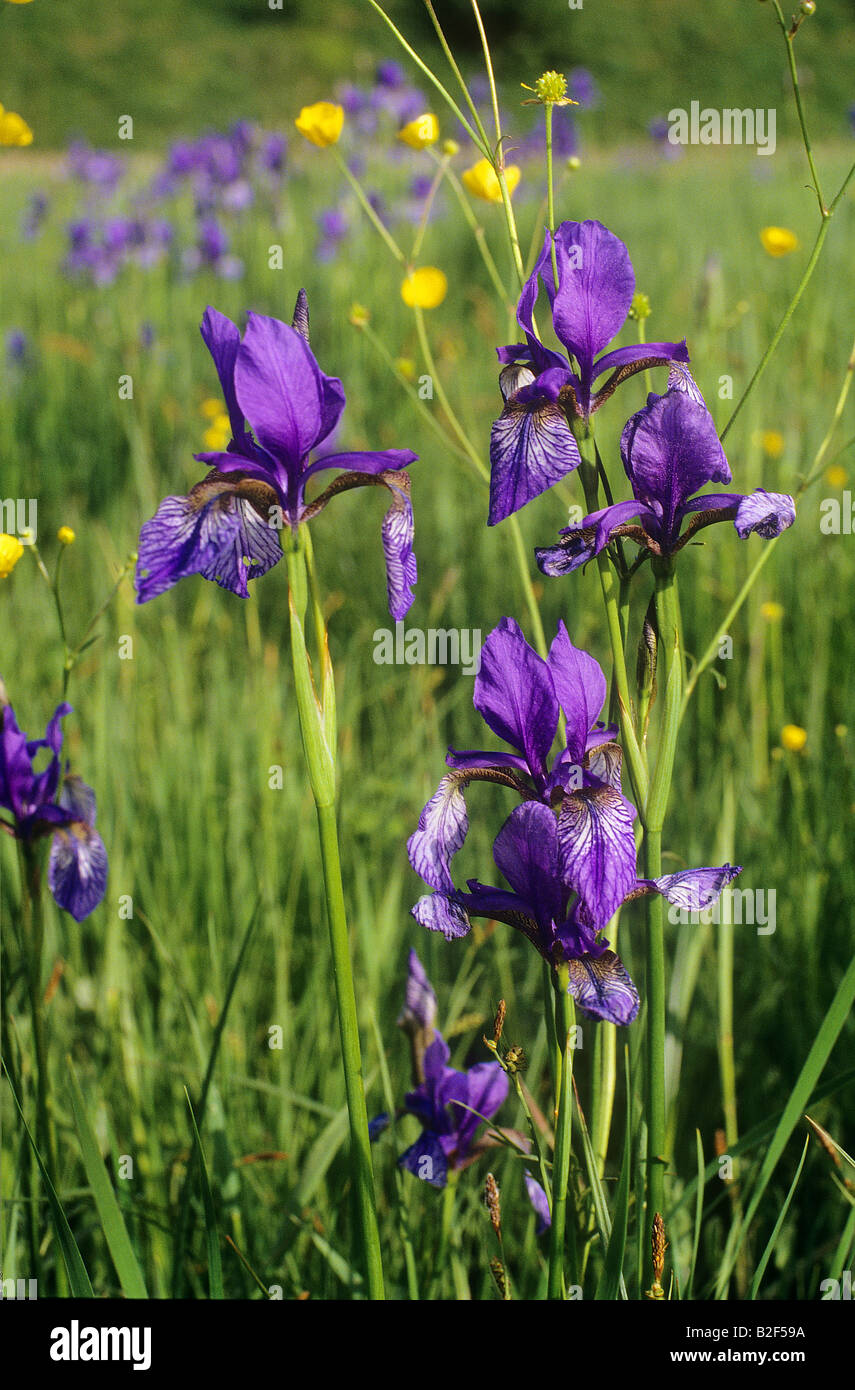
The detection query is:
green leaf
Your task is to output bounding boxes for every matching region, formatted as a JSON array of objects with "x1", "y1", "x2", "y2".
[
  {"x1": 750, "y1": 1135, "x2": 810, "y2": 1299},
  {"x1": 595, "y1": 1049, "x2": 632, "y2": 1300},
  {"x1": 185, "y1": 1091, "x2": 223, "y2": 1299},
  {"x1": 3, "y1": 1063, "x2": 93, "y2": 1297},
  {"x1": 67, "y1": 1060, "x2": 148, "y2": 1298}
]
